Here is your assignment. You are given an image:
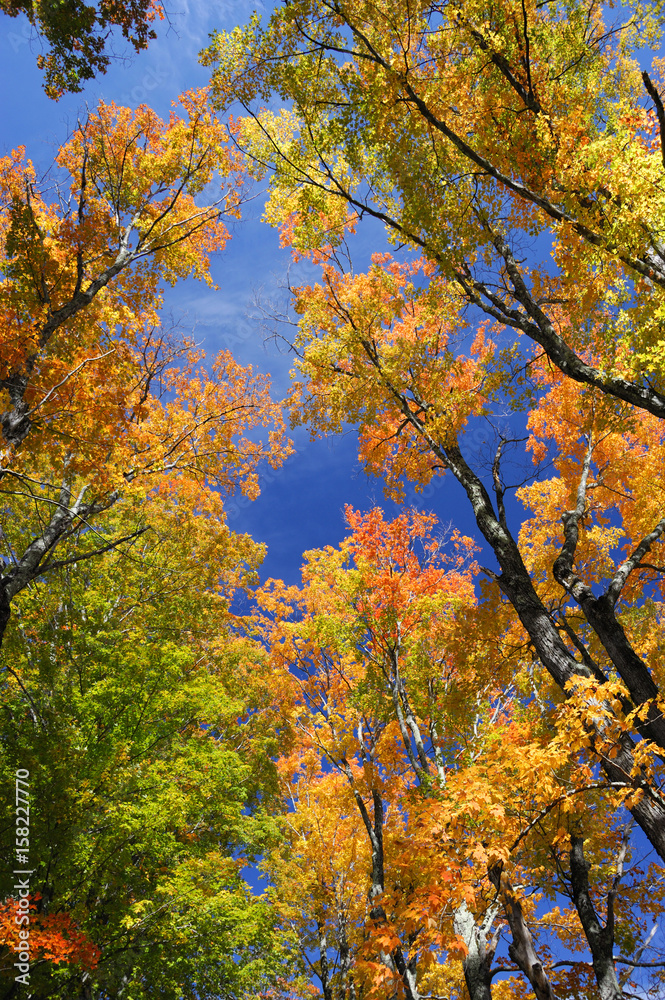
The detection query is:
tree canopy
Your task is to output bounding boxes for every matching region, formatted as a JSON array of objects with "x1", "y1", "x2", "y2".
[
  {"x1": 3, "y1": 0, "x2": 665, "y2": 998},
  {"x1": 202, "y1": 0, "x2": 665, "y2": 995},
  {"x1": 0, "y1": 79, "x2": 292, "y2": 1000}
]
